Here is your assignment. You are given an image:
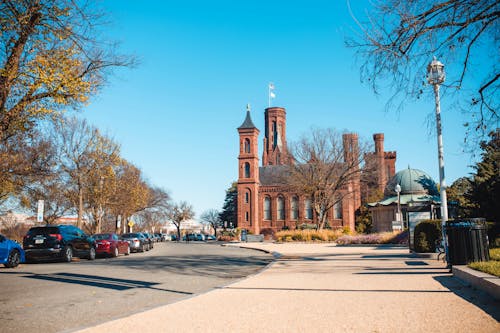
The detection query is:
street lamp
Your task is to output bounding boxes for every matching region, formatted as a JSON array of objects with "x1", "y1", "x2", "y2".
[
  {"x1": 395, "y1": 183, "x2": 402, "y2": 224},
  {"x1": 427, "y1": 56, "x2": 448, "y2": 261}
]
